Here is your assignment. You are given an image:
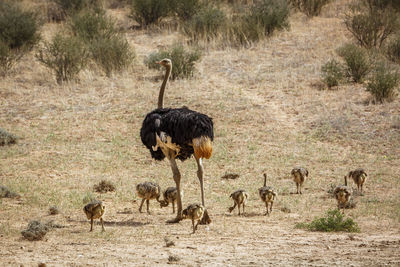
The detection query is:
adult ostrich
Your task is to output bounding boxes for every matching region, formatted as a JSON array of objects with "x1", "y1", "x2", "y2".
[{"x1": 140, "y1": 59, "x2": 214, "y2": 223}]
